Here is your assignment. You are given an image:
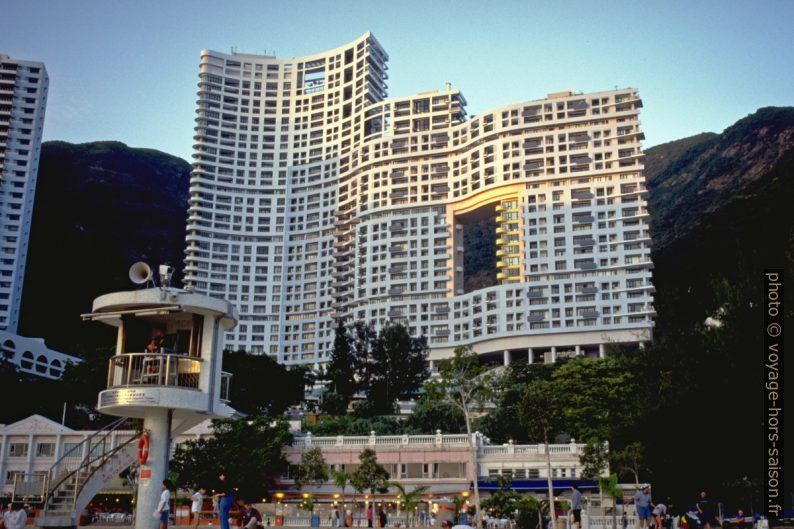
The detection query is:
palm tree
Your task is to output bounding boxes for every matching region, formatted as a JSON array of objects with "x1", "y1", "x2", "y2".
[
  {"x1": 331, "y1": 470, "x2": 352, "y2": 524},
  {"x1": 390, "y1": 482, "x2": 430, "y2": 527}
]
